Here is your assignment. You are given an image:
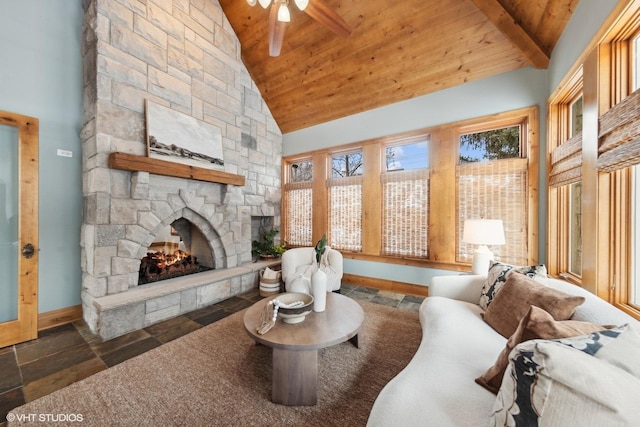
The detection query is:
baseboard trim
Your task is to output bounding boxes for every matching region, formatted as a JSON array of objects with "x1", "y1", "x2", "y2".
[
  {"x1": 38, "y1": 305, "x2": 83, "y2": 331},
  {"x1": 342, "y1": 274, "x2": 428, "y2": 297}
]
